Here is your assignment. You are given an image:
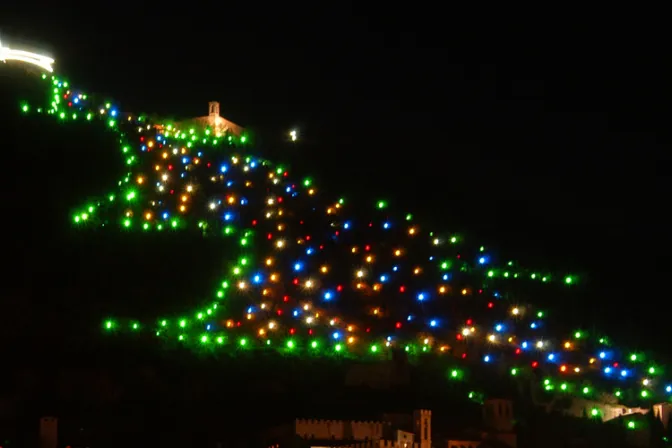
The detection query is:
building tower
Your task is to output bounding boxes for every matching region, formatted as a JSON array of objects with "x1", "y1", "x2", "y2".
[
  {"x1": 208, "y1": 101, "x2": 220, "y2": 119},
  {"x1": 483, "y1": 399, "x2": 514, "y2": 432},
  {"x1": 413, "y1": 409, "x2": 431, "y2": 448},
  {"x1": 208, "y1": 101, "x2": 225, "y2": 129},
  {"x1": 39, "y1": 417, "x2": 57, "y2": 448},
  {"x1": 653, "y1": 403, "x2": 671, "y2": 430}
]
